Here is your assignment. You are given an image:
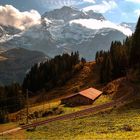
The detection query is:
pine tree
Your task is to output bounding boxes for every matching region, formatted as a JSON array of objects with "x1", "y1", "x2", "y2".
[
  {"x1": 0, "y1": 109, "x2": 8, "y2": 123},
  {"x1": 105, "y1": 55, "x2": 113, "y2": 82},
  {"x1": 22, "y1": 52, "x2": 83, "y2": 93},
  {"x1": 95, "y1": 51, "x2": 99, "y2": 63},
  {"x1": 130, "y1": 16, "x2": 140, "y2": 68}
]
